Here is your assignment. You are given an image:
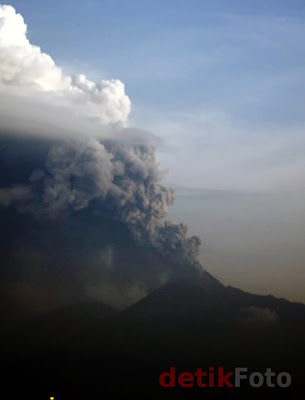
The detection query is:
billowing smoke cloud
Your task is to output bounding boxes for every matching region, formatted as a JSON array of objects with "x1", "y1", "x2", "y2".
[
  {"x1": 26, "y1": 138, "x2": 201, "y2": 266},
  {"x1": 0, "y1": 5, "x2": 205, "y2": 311}
]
